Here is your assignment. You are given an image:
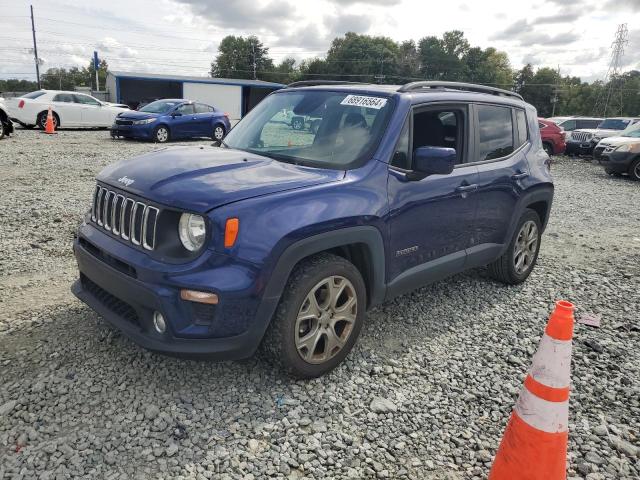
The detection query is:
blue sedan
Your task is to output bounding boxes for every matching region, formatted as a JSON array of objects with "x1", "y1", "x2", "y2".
[{"x1": 111, "y1": 99, "x2": 231, "y2": 143}]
